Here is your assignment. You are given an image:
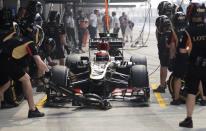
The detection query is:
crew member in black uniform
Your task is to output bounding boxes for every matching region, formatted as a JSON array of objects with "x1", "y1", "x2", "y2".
[
  {"x1": 44, "y1": 11, "x2": 66, "y2": 65},
  {"x1": 24, "y1": 0, "x2": 39, "y2": 27},
  {"x1": 39, "y1": 38, "x2": 57, "y2": 66},
  {"x1": 15, "y1": 7, "x2": 26, "y2": 24},
  {"x1": 154, "y1": 14, "x2": 177, "y2": 93},
  {"x1": 170, "y1": 12, "x2": 192, "y2": 105},
  {"x1": 34, "y1": 1, "x2": 44, "y2": 26},
  {"x1": 0, "y1": 22, "x2": 48, "y2": 118},
  {"x1": 17, "y1": 0, "x2": 43, "y2": 36},
  {"x1": 0, "y1": 8, "x2": 17, "y2": 107},
  {"x1": 153, "y1": 1, "x2": 175, "y2": 93},
  {"x1": 179, "y1": 2, "x2": 206, "y2": 128},
  {"x1": 0, "y1": 8, "x2": 17, "y2": 44}
]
